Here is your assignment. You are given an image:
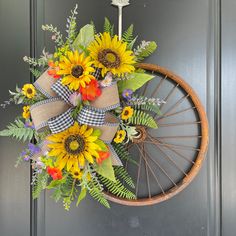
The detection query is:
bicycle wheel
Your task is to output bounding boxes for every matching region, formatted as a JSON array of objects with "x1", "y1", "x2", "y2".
[{"x1": 104, "y1": 63, "x2": 209, "y2": 206}]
